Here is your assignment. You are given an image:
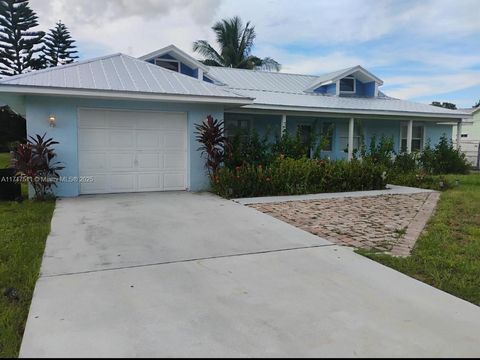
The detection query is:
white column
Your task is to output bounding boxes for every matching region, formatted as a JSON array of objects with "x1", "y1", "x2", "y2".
[
  {"x1": 281, "y1": 114, "x2": 287, "y2": 136},
  {"x1": 197, "y1": 68, "x2": 204, "y2": 80},
  {"x1": 456, "y1": 121, "x2": 462, "y2": 150},
  {"x1": 348, "y1": 117, "x2": 354, "y2": 161},
  {"x1": 407, "y1": 119, "x2": 413, "y2": 154}
]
